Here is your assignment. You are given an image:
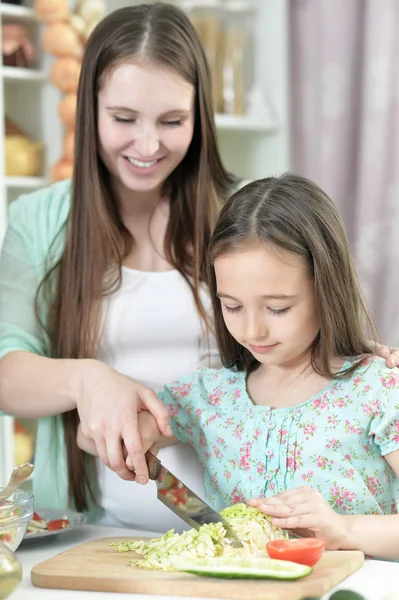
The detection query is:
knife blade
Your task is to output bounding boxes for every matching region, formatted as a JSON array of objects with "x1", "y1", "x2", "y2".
[{"x1": 145, "y1": 451, "x2": 243, "y2": 548}]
